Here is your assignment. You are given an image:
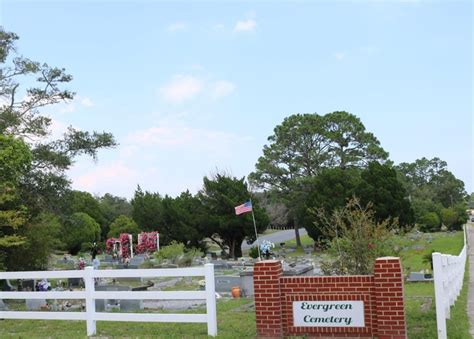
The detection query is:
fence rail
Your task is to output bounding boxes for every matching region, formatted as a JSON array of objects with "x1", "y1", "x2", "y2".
[
  {"x1": 432, "y1": 226, "x2": 467, "y2": 339},
  {"x1": 0, "y1": 264, "x2": 217, "y2": 336}
]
